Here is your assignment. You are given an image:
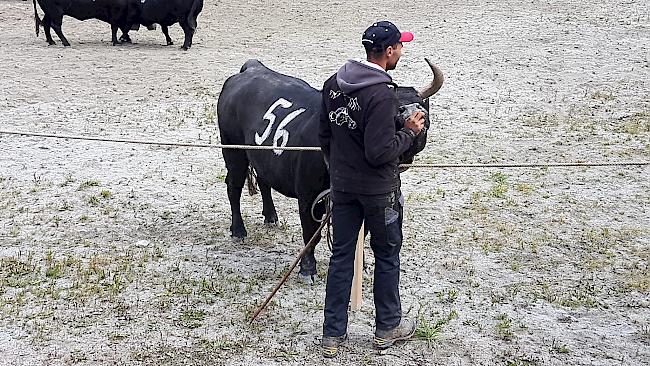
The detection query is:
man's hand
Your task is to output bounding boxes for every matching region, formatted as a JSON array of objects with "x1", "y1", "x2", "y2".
[{"x1": 404, "y1": 111, "x2": 425, "y2": 135}]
